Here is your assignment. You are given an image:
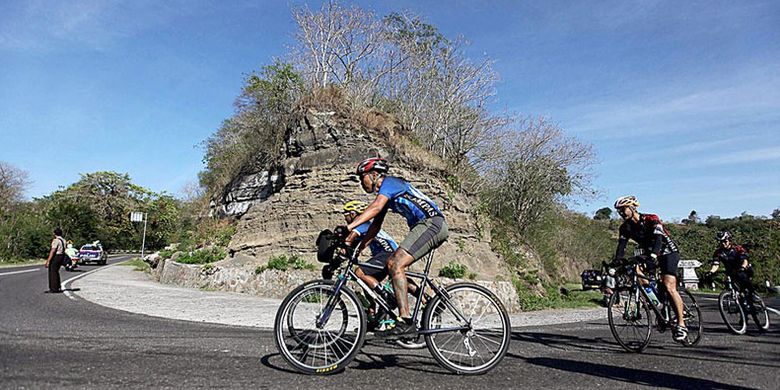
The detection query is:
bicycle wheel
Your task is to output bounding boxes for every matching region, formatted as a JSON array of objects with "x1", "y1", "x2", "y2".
[
  {"x1": 677, "y1": 289, "x2": 703, "y2": 346},
  {"x1": 274, "y1": 280, "x2": 366, "y2": 375},
  {"x1": 422, "y1": 282, "x2": 510, "y2": 375},
  {"x1": 608, "y1": 288, "x2": 651, "y2": 352},
  {"x1": 718, "y1": 290, "x2": 746, "y2": 335},
  {"x1": 750, "y1": 294, "x2": 770, "y2": 331}
]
